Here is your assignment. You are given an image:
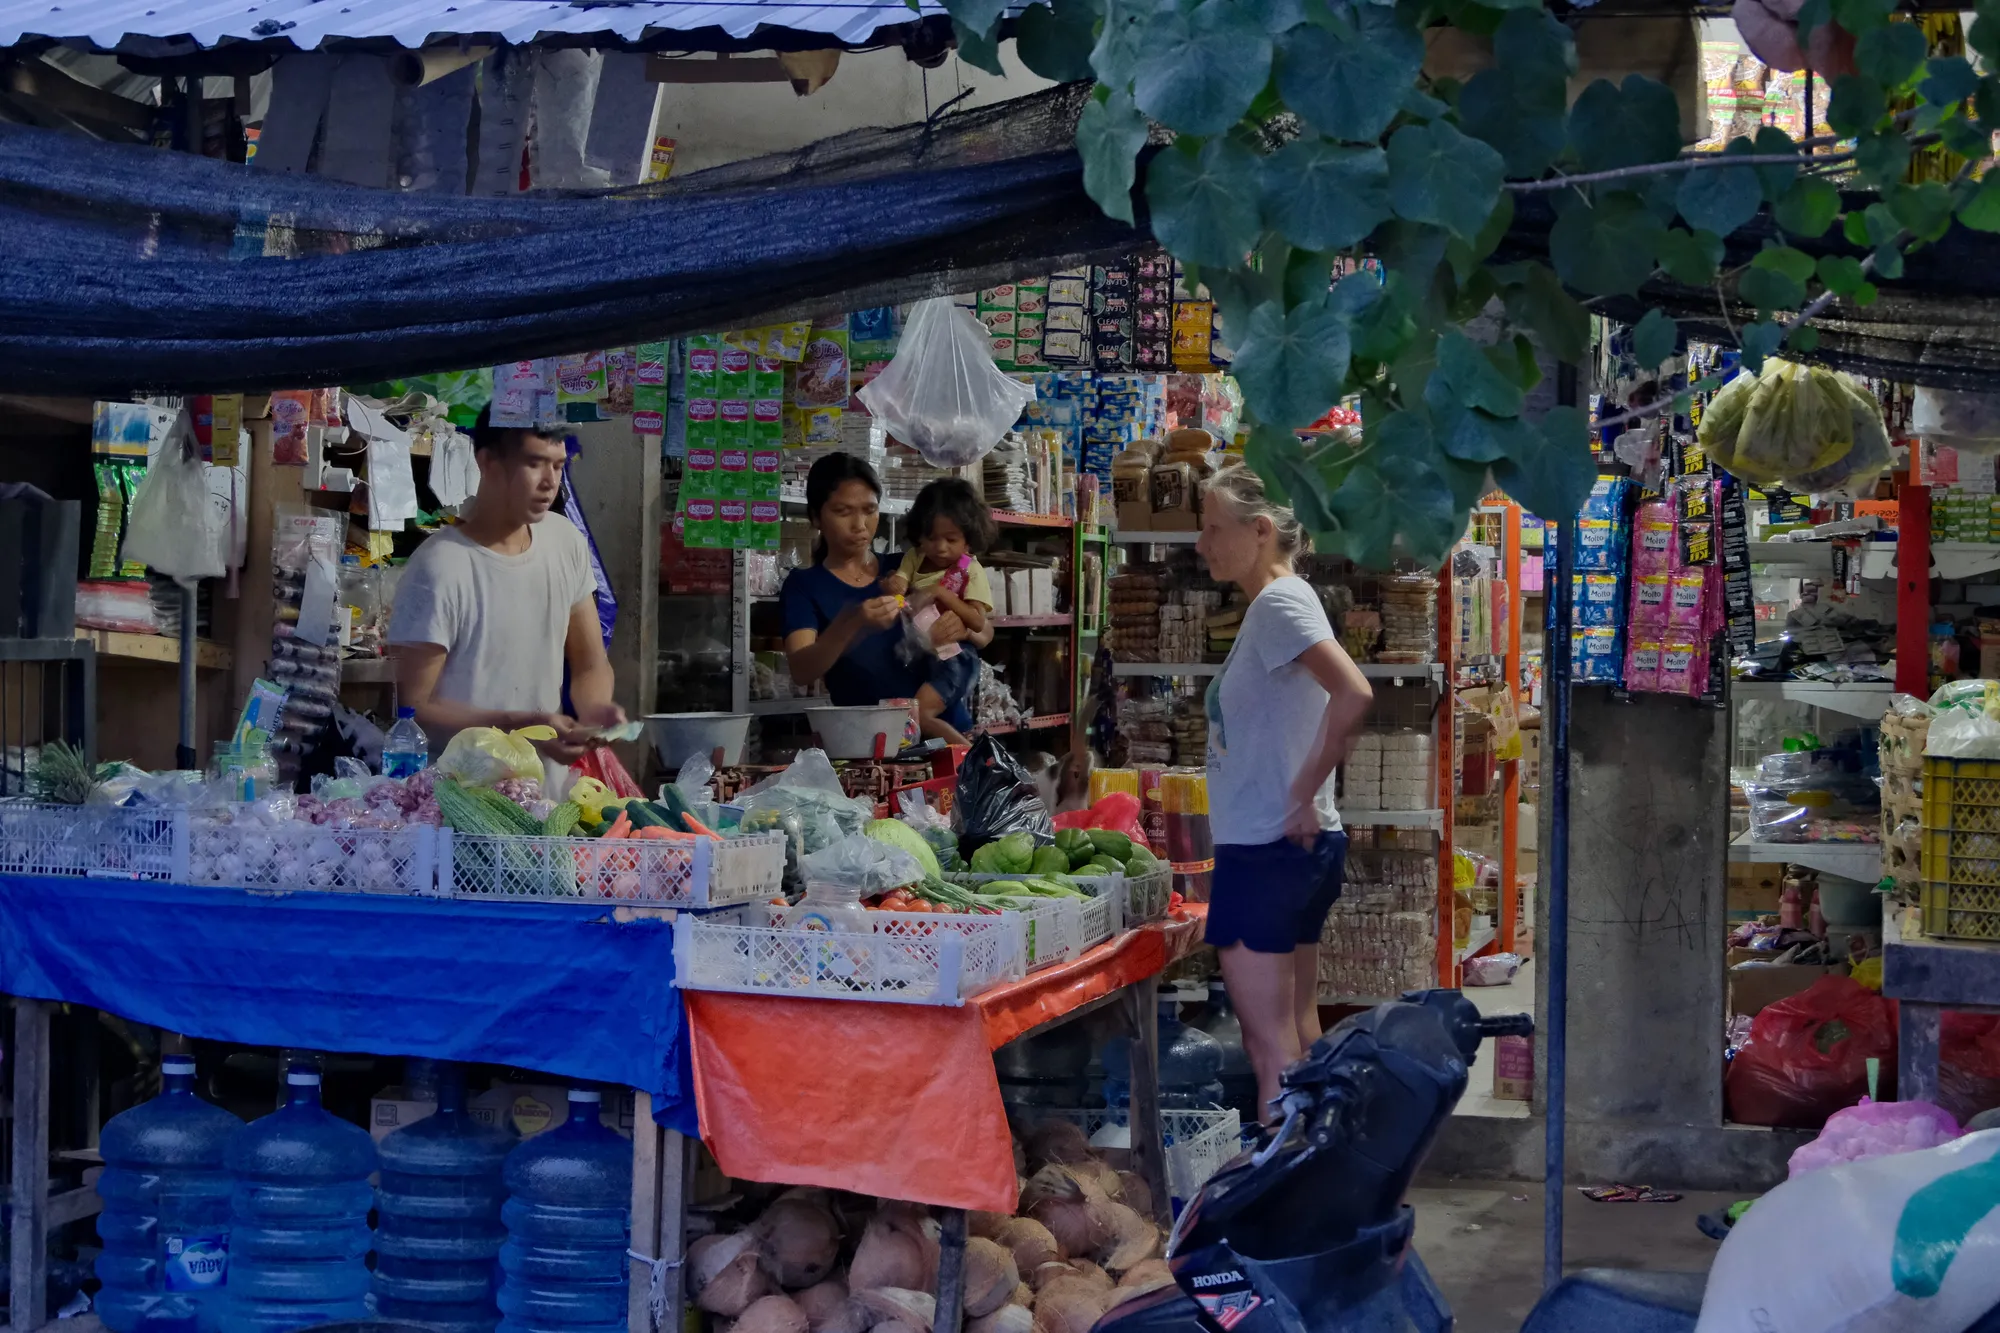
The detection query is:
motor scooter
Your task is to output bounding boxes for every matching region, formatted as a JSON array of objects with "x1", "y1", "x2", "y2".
[{"x1": 1087, "y1": 989, "x2": 2000, "y2": 1333}]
